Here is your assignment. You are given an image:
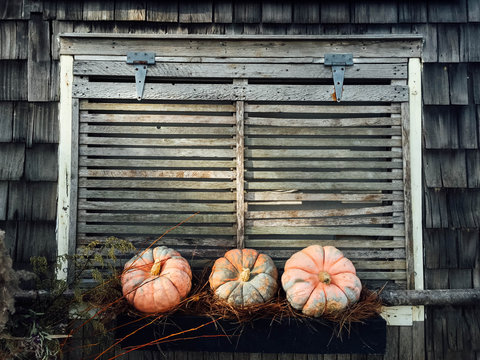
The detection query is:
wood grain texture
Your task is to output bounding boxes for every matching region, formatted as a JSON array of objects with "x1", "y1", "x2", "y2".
[
  {"x1": 467, "y1": 24, "x2": 480, "y2": 62},
  {"x1": 147, "y1": 3, "x2": 178, "y2": 22},
  {"x1": 55, "y1": 1, "x2": 83, "y2": 21},
  {"x1": 0, "y1": 61, "x2": 27, "y2": 100},
  {"x1": 234, "y1": 3, "x2": 261, "y2": 23},
  {"x1": 0, "y1": 143, "x2": 24, "y2": 180},
  {"x1": 7, "y1": 182, "x2": 57, "y2": 221},
  {"x1": 353, "y1": 2, "x2": 398, "y2": 24},
  {"x1": 114, "y1": 1, "x2": 146, "y2": 21},
  {"x1": 398, "y1": 1, "x2": 427, "y2": 23},
  {"x1": 422, "y1": 64, "x2": 449, "y2": 105},
  {"x1": 262, "y1": 2, "x2": 292, "y2": 23},
  {"x1": 467, "y1": 151, "x2": 480, "y2": 188},
  {"x1": 321, "y1": 3, "x2": 350, "y2": 23},
  {"x1": 213, "y1": 1, "x2": 232, "y2": 23},
  {"x1": 0, "y1": 182, "x2": 7, "y2": 220},
  {"x1": 82, "y1": 2, "x2": 114, "y2": 21},
  {"x1": 179, "y1": 2, "x2": 213, "y2": 23},
  {"x1": 0, "y1": 0, "x2": 25, "y2": 19},
  {"x1": 0, "y1": 102, "x2": 13, "y2": 142},
  {"x1": 293, "y1": 3, "x2": 319, "y2": 23},
  {"x1": 448, "y1": 63, "x2": 468, "y2": 105},
  {"x1": 24, "y1": 144, "x2": 58, "y2": 181},
  {"x1": 0, "y1": 21, "x2": 28, "y2": 59},
  {"x1": 428, "y1": 0, "x2": 467, "y2": 22},
  {"x1": 15, "y1": 221, "x2": 57, "y2": 262},
  {"x1": 438, "y1": 25, "x2": 461, "y2": 63},
  {"x1": 28, "y1": 14, "x2": 51, "y2": 101}
]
